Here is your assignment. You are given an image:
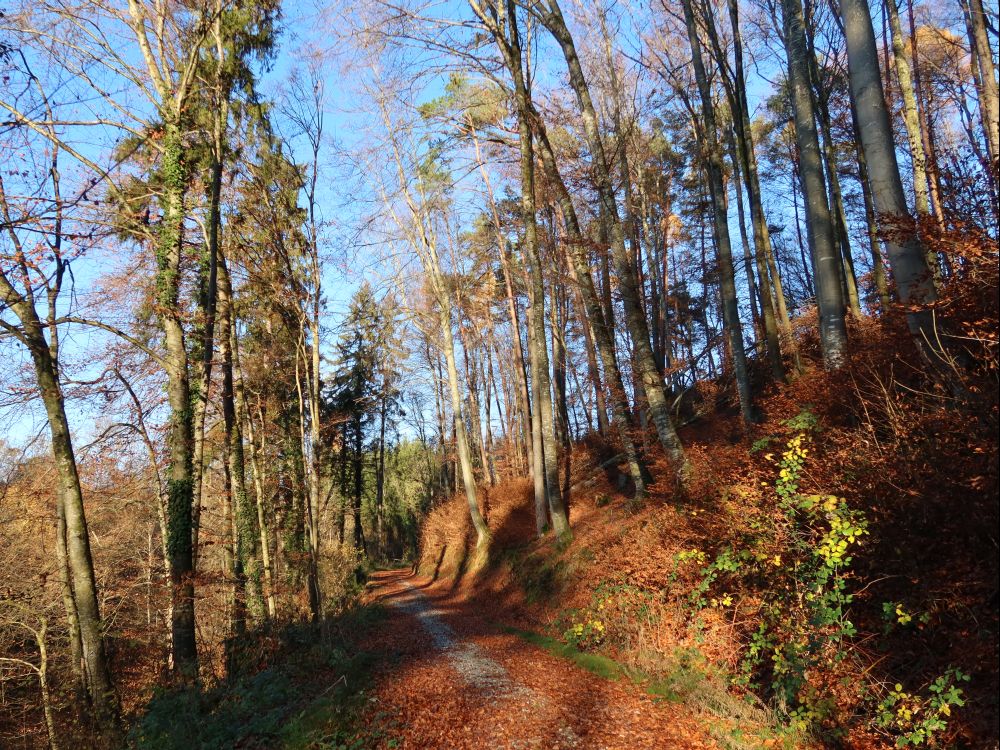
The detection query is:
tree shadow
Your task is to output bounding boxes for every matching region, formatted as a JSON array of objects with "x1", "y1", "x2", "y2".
[{"x1": 357, "y1": 574, "x2": 716, "y2": 749}]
